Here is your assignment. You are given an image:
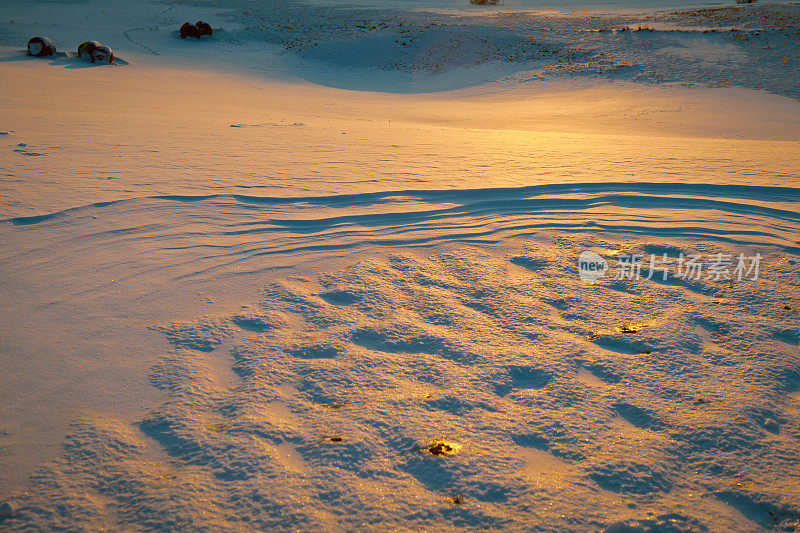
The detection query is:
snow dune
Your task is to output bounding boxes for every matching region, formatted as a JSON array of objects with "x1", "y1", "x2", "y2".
[{"x1": 2, "y1": 58, "x2": 799, "y2": 220}]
